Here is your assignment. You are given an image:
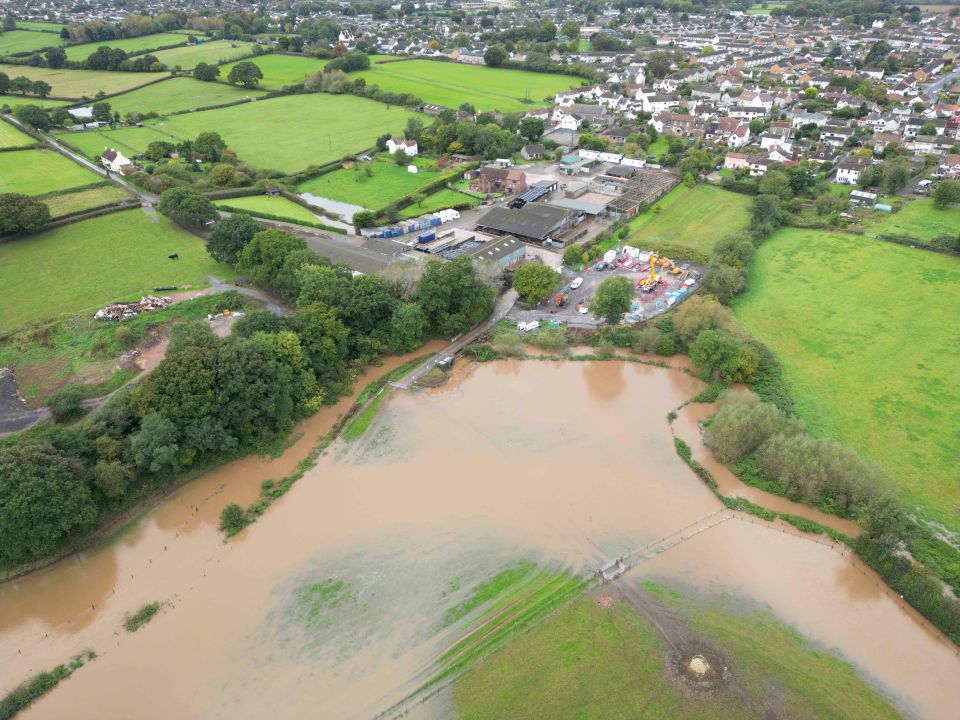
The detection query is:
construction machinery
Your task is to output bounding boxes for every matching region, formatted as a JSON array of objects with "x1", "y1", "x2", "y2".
[{"x1": 638, "y1": 254, "x2": 682, "y2": 292}]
